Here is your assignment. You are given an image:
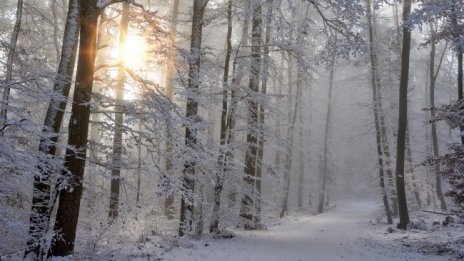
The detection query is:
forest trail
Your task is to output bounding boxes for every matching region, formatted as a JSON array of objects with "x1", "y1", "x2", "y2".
[{"x1": 163, "y1": 200, "x2": 450, "y2": 261}]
